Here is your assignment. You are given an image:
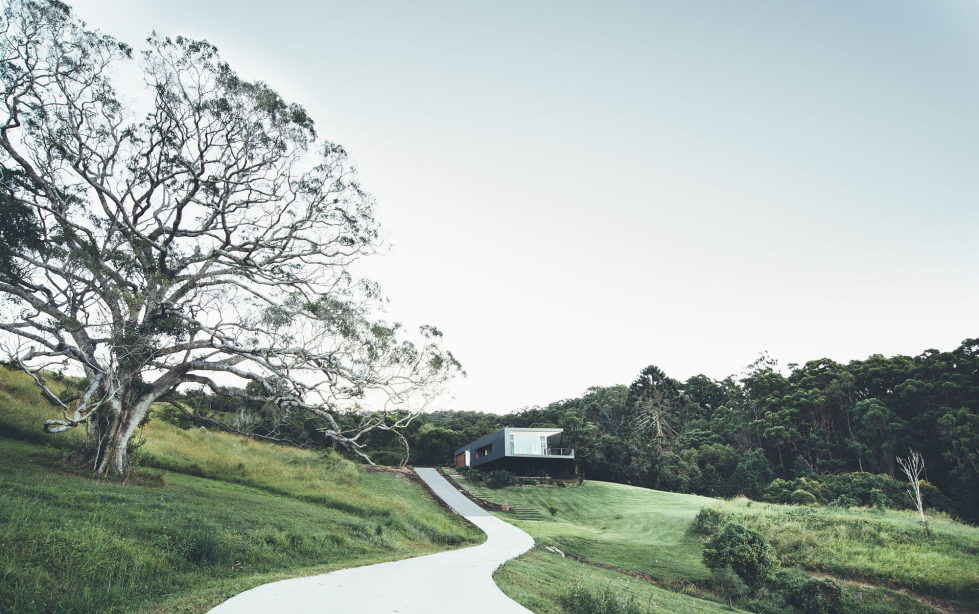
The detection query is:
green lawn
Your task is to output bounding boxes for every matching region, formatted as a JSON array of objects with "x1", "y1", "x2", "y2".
[
  {"x1": 0, "y1": 368, "x2": 481, "y2": 614},
  {"x1": 491, "y1": 480, "x2": 718, "y2": 583},
  {"x1": 484, "y1": 480, "x2": 738, "y2": 612},
  {"x1": 495, "y1": 550, "x2": 742, "y2": 614}
]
